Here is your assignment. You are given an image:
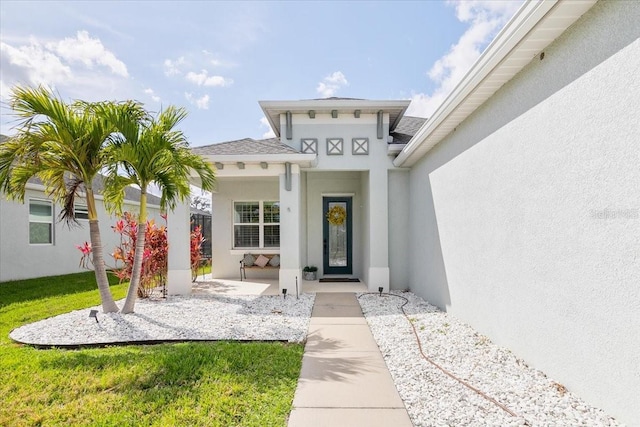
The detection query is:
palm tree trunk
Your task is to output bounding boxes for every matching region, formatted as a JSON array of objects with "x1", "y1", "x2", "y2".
[
  {"x1": 86, "y1": 189, "x2": 119, "y2": 313},
  {"x1": 121, "y1": 191, "x2": 147, "y2": 314},
  {"x1": 89, "y1": 219, "x2": 120, "y2": 313}
]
